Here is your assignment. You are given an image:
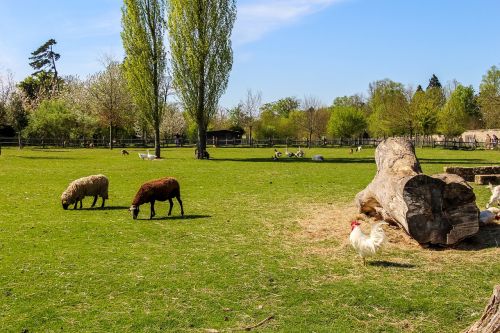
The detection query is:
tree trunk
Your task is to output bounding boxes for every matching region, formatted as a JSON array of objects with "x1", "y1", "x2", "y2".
[
  {"x1": 355, "y1": 137, "x2": 479, "y2": 246},
  {"x1": 197, "y1": 125, "x2": 207, "y2": 159},
  {"x1": 17, "y1": 131, "x2": 22, "y2": 149},
  {"x1": 109, "y1": 123, "x2": 113, "y2": 150},
  {"x1": 464, "y1": 285, "x2": 500, "y2": 333},
  {"x1": 154, "y1": 123, "x2": 161, "y2": 158}
]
